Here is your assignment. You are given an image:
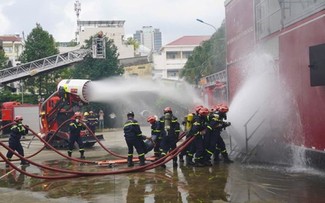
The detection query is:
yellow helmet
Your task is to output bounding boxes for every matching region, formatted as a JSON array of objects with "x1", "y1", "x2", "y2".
[{"x1": 84, "y1": 112, "x2": 89, "y2": 116}]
